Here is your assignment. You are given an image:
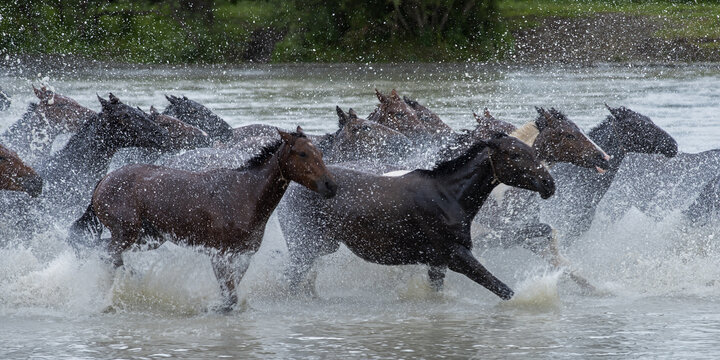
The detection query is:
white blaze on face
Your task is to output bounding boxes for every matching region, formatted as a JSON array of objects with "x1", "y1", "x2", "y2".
[{"x1": 382, "y1": 170, "x2": 412, "y2": 177}]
